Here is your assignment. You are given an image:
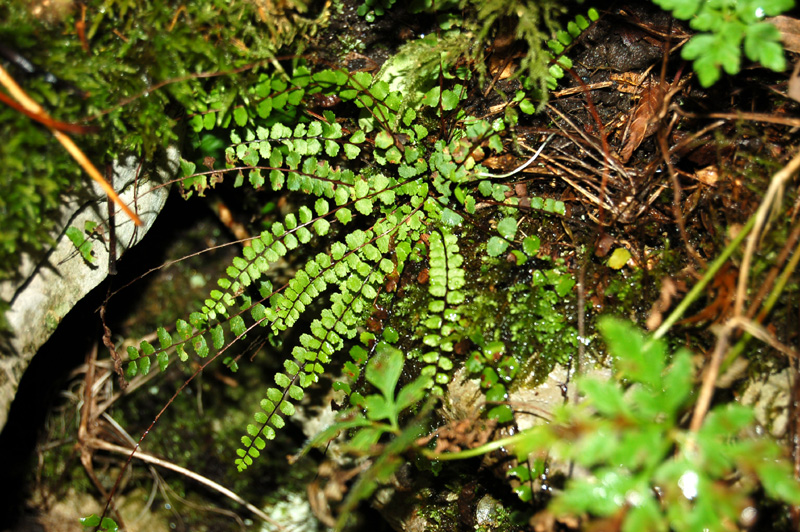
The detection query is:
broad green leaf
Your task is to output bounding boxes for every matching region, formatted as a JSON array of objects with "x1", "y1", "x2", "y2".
[
  {"x1": 365, "y1": 341, "x2": 403, "y2": 400},
  {"x1": 364, "y1": 394, "x2": 393, "y2": 422},
  {"x1": 65, "y1": 226, "x2": 96, "y2": 264},
  {"x1": 441, "y1": 89, "x2": 460, "y2": 110},
  {"x1": 233, "y1": 107, "x2": 248, "y2": 127},
  {"x1": 440, "y1": 208, "x2": 464, "y2": 226},
  {"x1": 523, "y1": 235, "x2": 540, "y2": 255}
]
